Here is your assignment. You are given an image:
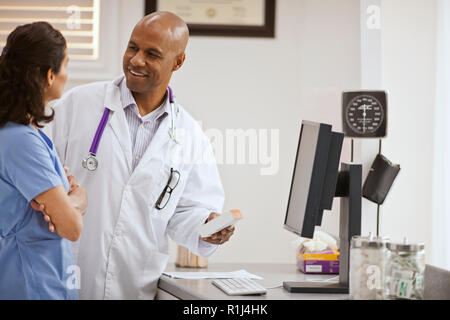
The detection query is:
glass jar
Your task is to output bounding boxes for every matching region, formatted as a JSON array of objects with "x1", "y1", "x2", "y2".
[
  {"x1": 384, "y1": 240, "x2": 425, "y2": 300},
  {"x1": 349, "y1": 235, "x2": 388, "y2": 300}
]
